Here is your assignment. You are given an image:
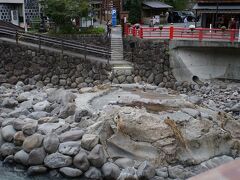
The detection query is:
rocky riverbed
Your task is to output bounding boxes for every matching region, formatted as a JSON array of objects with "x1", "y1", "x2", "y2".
[{"x1": 0, "y1": 81, "x2": 239, "y2": 180}]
